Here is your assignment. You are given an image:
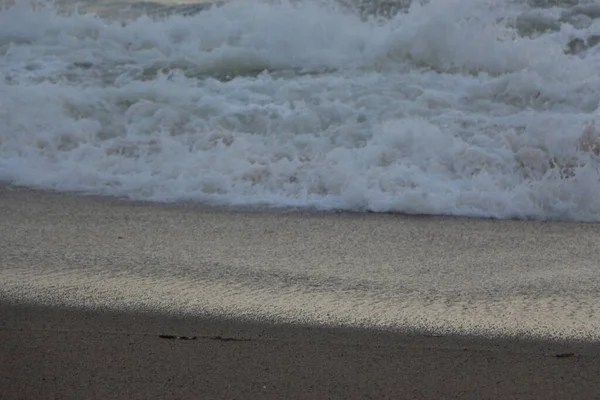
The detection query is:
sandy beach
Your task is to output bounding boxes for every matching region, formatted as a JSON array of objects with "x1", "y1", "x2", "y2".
[
  {"x1": 2, "y1": 302, "x2": 599, "y2": 400},
  {"x1": 1, "y1": 185, "x2": 600, "y2": 398},
  {"x1": 3, "y1": 0, "x2": 600, "y2": 396},
  {"x1": 2, "y1": 184, "x2": 600, "y2": 339}
]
